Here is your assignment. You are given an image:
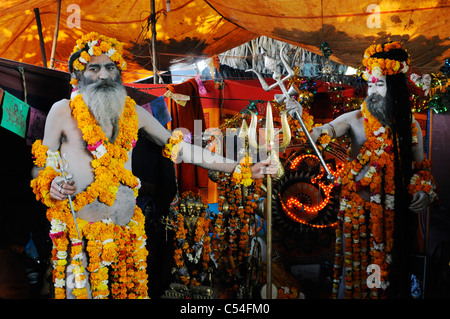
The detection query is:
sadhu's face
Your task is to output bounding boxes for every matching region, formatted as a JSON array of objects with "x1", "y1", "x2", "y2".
[
  {"x1": 367, "y1": 75, "x2": 387, "y2": 98},
  {"x1": 83, "y1": 53, "x2": 121, "y2": 84}
]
